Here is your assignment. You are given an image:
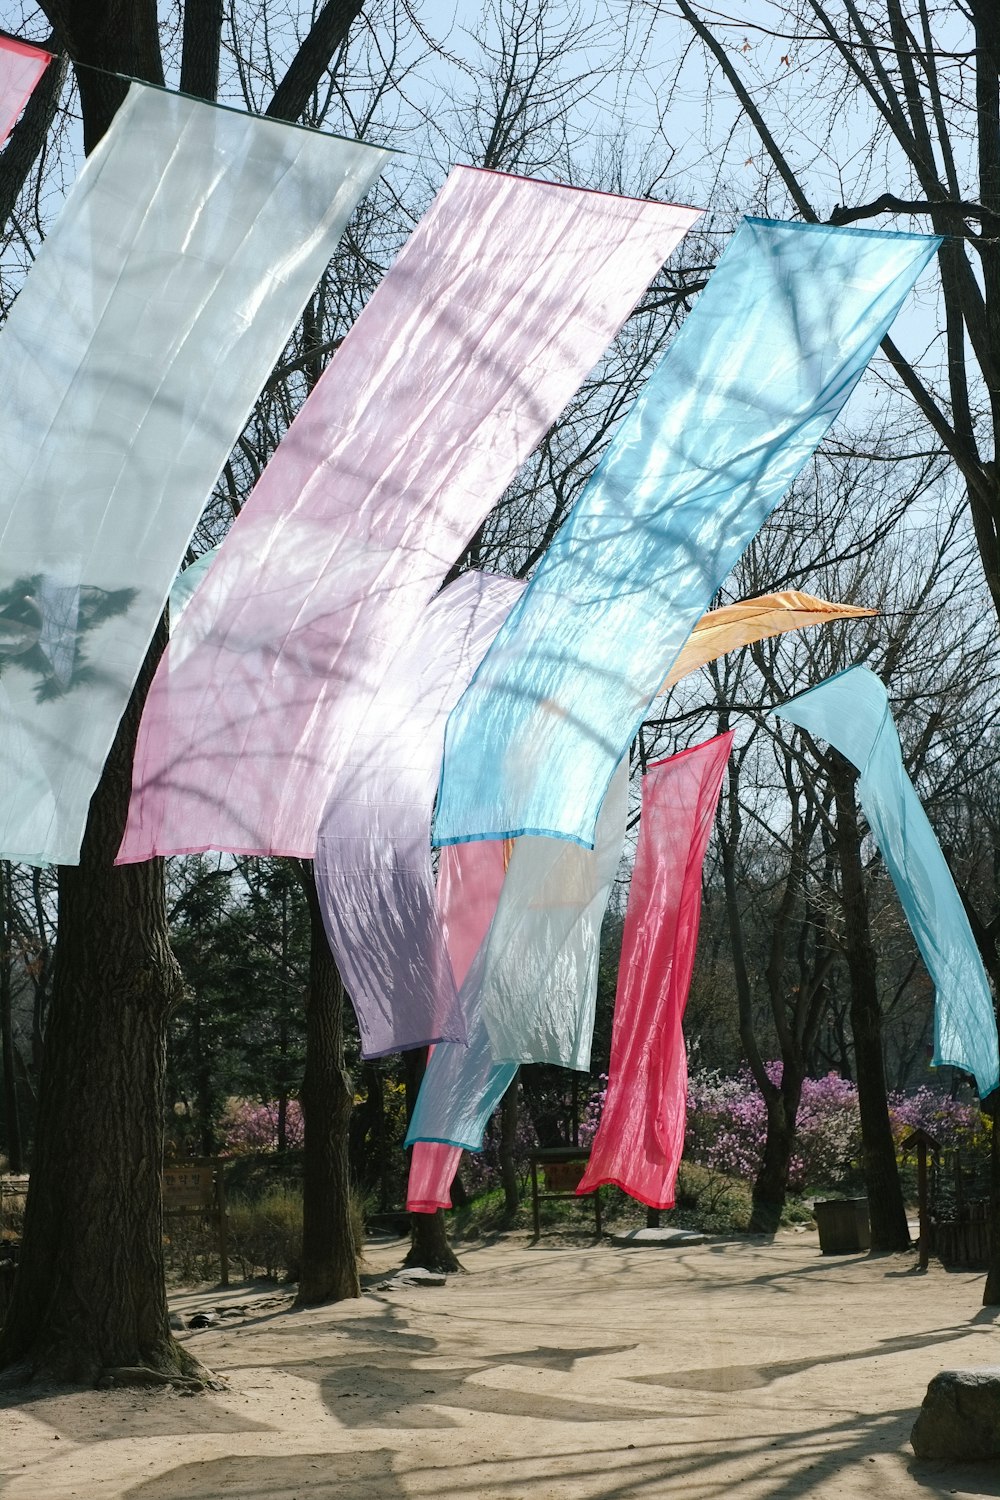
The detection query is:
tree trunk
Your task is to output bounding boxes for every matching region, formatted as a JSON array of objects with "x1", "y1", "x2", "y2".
[
  {"x1": 39, "y1": 0, "x2": 165, "y2": 154},
  {"x1": 984, "y1": 1102, "x2": 1000, "y2": 1305},
  {"x1": 402, "y1": 1049, "x2": 462, "y2": 1273},
  {"x1": 404, "y1": 1210, "x2": 462, "y2": 1273},
  {"x1": 0, "y1": 620, "x2": 199, "y2": 1386},
  {"x1": 293, "y1": 865, "x2": 359, "y2": 1306},
  {"x1": 831, "y1": 754, "x2": 910, "y2": 1253},
  {"x1": 0, "y1": 864, "x2": 24, "y2": 1174},
  {"x1": 750, "y1": 1072, "x2": 802, "y2": 1235},
  {"x1": 498, "y1": 1072, "x2": 520, "y2": 1217}
]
